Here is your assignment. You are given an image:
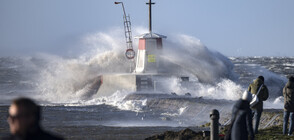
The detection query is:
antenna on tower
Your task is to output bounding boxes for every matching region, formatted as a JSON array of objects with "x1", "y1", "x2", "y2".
[{"x1": 146, "y1": 0, "x2": 155, "y2": 33}]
